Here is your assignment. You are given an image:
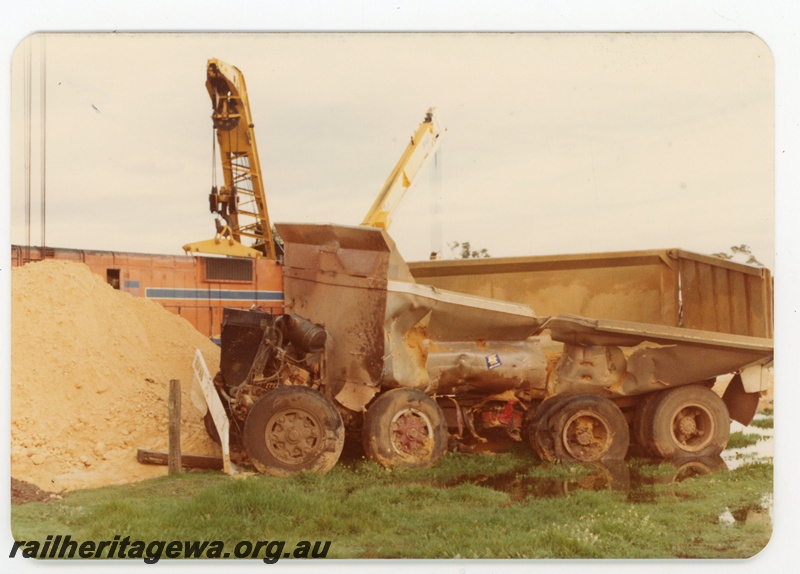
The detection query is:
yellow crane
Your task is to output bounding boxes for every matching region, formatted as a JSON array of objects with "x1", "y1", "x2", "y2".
[
  {"x1": 361, "y1": 108, "x2": 442, "y2": 230},
  {"x1": 184, "y1": 58, "x2": 277, "y2": 259},
  {"x1": 185, "y1": 59, "x2": 441, "y2": 257}
]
